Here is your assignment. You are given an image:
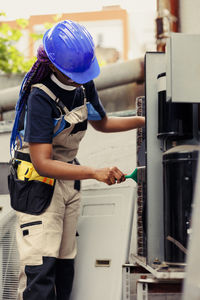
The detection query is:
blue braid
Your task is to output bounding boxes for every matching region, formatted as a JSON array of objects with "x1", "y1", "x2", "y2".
[
  {"x1": 10, "y1": 73, "x2": 29, "y2": 155},
  {"x1": 9, "y1": 45, "x2": 51, "y2": 156}
]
